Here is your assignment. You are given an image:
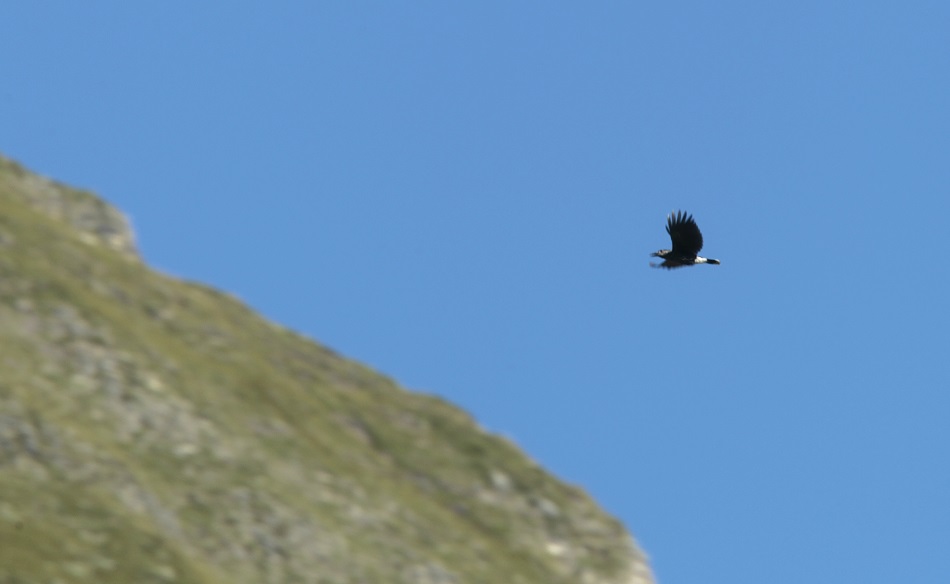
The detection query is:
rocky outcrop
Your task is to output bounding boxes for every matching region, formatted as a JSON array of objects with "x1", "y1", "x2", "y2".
[{"x1": 0, "y1": 154, "x2": 137, "y2": 257}]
